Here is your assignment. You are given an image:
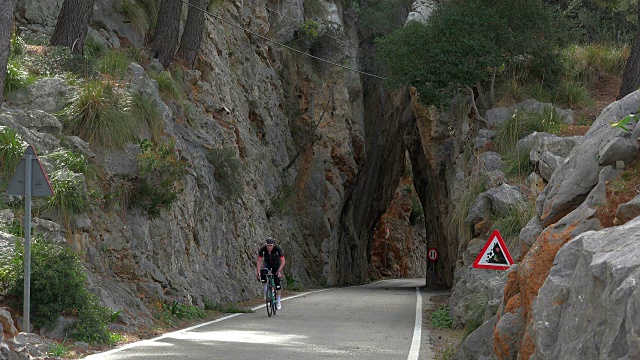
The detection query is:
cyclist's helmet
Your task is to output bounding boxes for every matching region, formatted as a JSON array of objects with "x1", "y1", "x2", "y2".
[{"x1": 265, "y1": 237, "x2": 275, "y2": 245}]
